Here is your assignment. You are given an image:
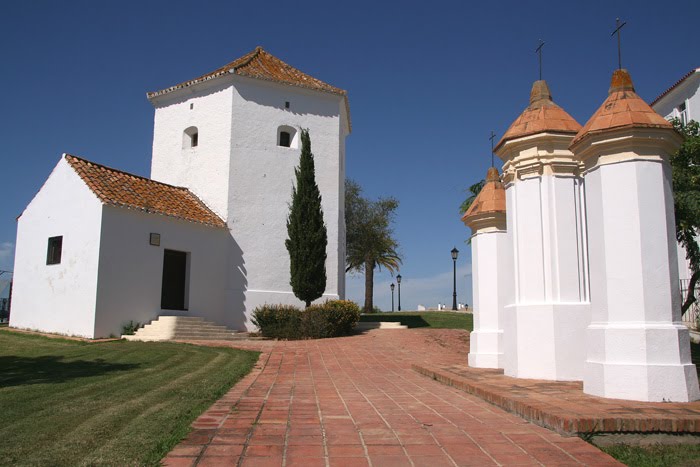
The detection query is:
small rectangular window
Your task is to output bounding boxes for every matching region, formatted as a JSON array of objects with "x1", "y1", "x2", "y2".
[
  {"x1": 279, "y1": 131, "x2": 291, "y2": 147},
  {"x1": 191, "y1": 132, "x2": 198, "y2": 147},
  {"x1": 47, "y1": 236, "x2": 63, "y2": 265}
]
